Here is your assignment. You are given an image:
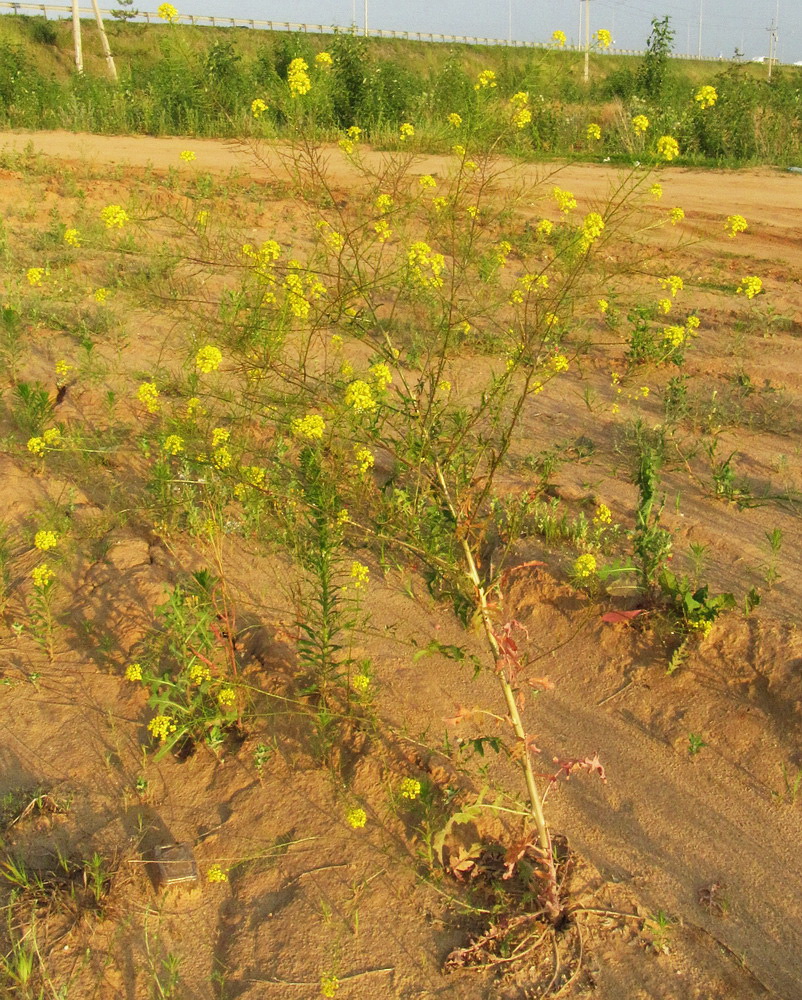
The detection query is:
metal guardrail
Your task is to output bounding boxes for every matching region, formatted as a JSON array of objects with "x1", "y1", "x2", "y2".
[{"x1": 0, "y1": 1, "x2": 731, "y2": 60}]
